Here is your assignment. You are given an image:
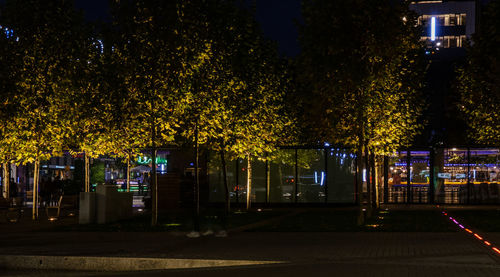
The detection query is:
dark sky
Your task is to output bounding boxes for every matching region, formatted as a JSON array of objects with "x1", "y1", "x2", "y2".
[
  {"x1": 73, "y1": 0, "x2": 302, "y2": 57},
  {"x1": 253, "y1": 0, "x2": 302, "y2": 56},
  {"x1": 16, "y1": 0, "x2": 493, "y2": 57}
]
